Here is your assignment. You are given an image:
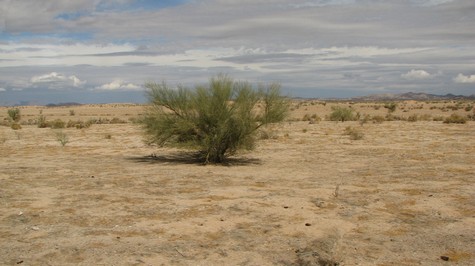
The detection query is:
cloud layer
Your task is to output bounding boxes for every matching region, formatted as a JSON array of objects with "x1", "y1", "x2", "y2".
[{"x1": 1, "y1": 0, "x2": 474, "y2": 104}]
